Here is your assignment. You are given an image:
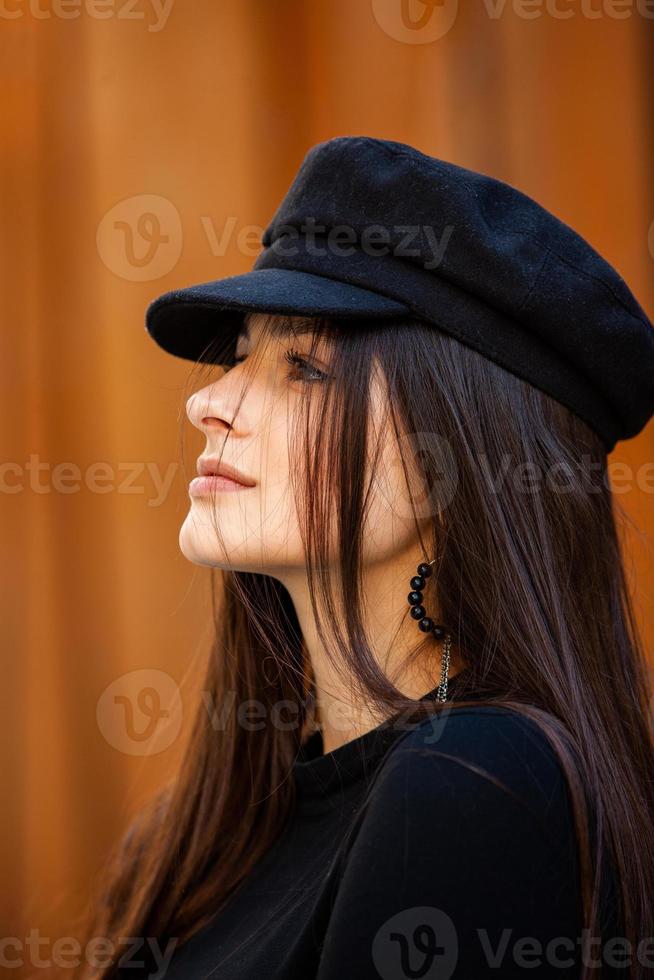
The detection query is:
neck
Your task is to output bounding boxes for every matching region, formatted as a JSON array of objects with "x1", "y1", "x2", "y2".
[{"x1": 273, "y1": 552, "x2": 467, "y2": 754}]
